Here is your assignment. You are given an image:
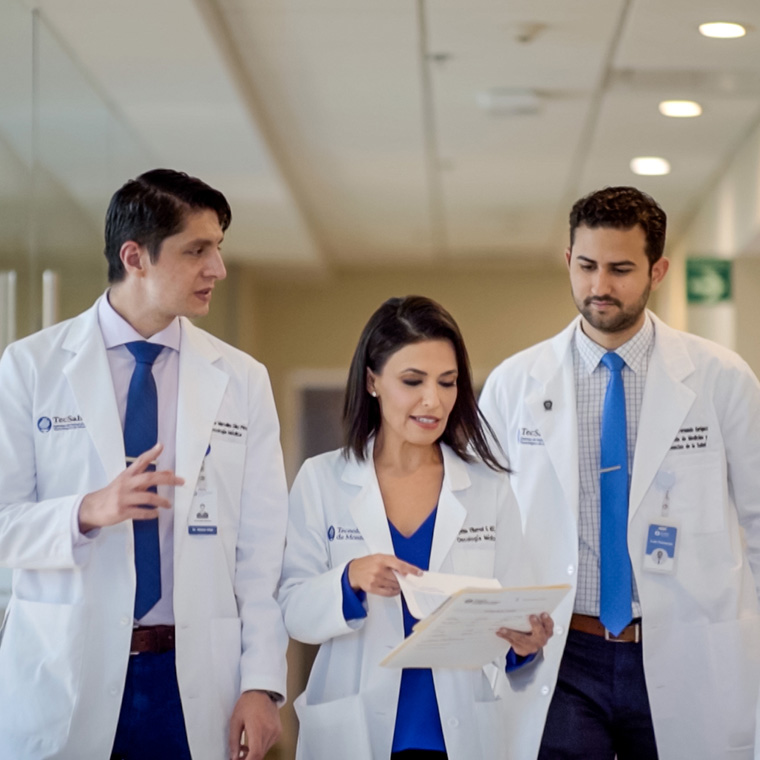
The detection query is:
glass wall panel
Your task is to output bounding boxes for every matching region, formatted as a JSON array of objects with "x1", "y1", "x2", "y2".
[
  {"x1": 0, "y1": 0, "x2": 153, "y2": 608},
  {"x1": 0, "y1": 0, "x2": 33, "y2": 609},
  {"x1": 0, "y1": 0, "x2": 32, "y2": 340},
  {"x1": 33, "y1": 13, "x2": 153, "y2": 326}
]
